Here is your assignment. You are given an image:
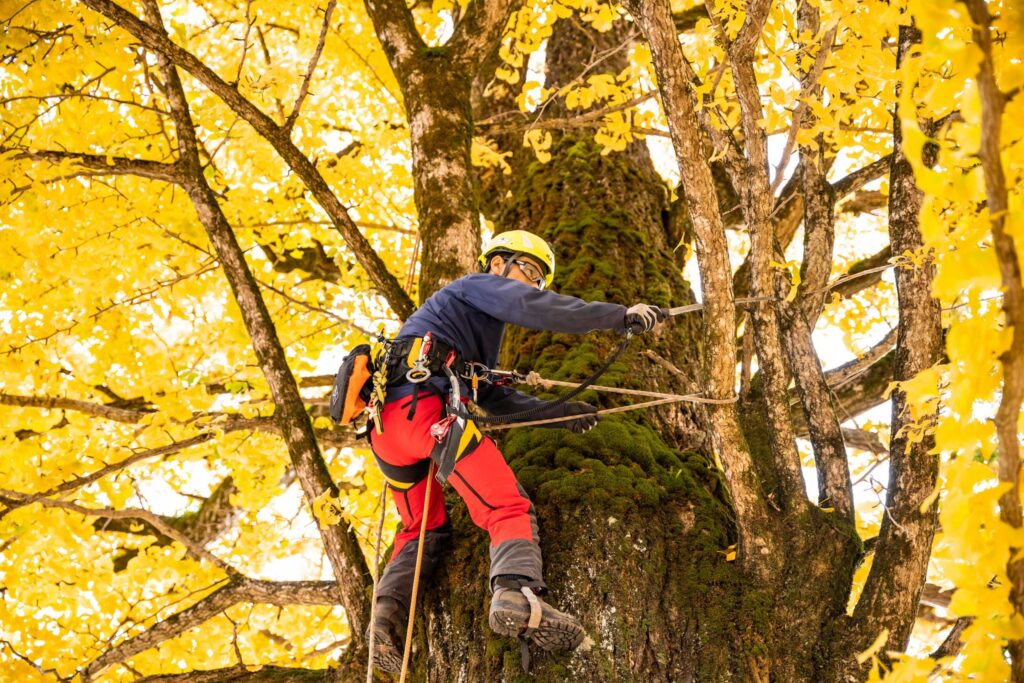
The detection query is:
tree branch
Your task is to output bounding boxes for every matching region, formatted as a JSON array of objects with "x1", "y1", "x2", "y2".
[
  {"x1": 963, "y1": 0, "x2": 1024, "y2": 673},
  {"x1": 0, "y1": 488, "x2": 237, "y2": 575},
  {"x1": 830, "y1": 247, "x2": 892, "y2": 300},
  {"x1": 0, "y1": 391, "x2": 151, "y2": 422},
  {"x1": 95, "y1": 476, "x2": 241, "y2": 571},
  {"x1": 832, "y1": 154, "x2": 893, "y2": 196},
  {"x1": 361, "y1": 0, "x2": 423, "y2": 76},
  {"x1": 623, "y1": 0, "x2": 780, "y2": 579},
  {"x1": 136, "y1": 0, "x2": 371, "y2": 645},
  {"x1": 772, "y1": 0, "x2": 852, "y2": 521},
  {"x1": 0, "y1": 433, "x2": 213, "y2": 520},
  {"x1": 78, "y1": 0, "x2": 415, "y2": 320},
  {"x1": 450, "y1": 0, "x2": 525, "y2": 68},
  {"x1": 81, "y1": 577, "x2": 342, "y2": 681},
  {"x1": 849, "y1": 24, "x2": 943, "y2": 657},
  {"x1": 131, "y1": 666, "x2": 332, "y2": 683},
  {"x1": 1, "y1": 146, "x2": 183, "y2": 182},
  {"x1": 718, "y1": 0, "x2": 808, "y2": 512},
  {"x1": 929, "y1": 618, "x2": 971, "y2": 661},
  {"x1": 283, "y1": 0, "x2": 336, "y2": 134}
]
